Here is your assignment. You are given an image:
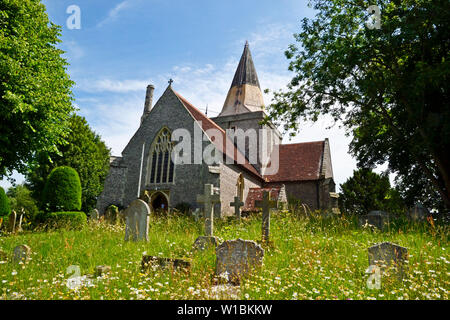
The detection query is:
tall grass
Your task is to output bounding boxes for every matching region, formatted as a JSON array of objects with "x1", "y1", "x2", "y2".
[{"x1": 0, "y1": 213, "x2": 448, "y2": 300}]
